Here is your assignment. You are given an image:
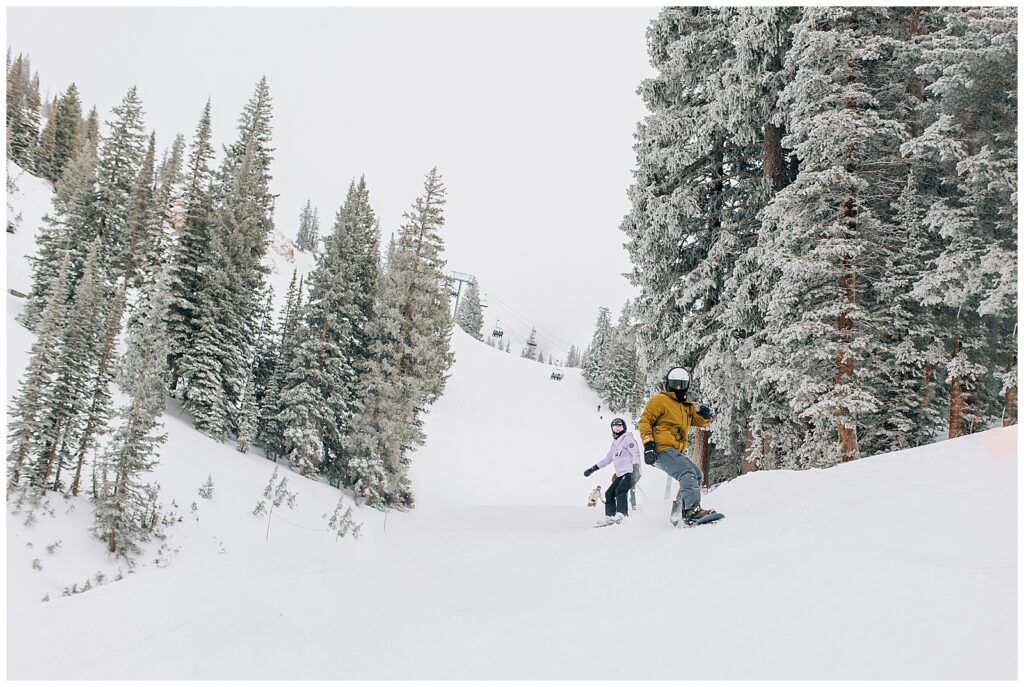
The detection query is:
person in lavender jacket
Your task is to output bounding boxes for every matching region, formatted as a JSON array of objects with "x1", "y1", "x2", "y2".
[{"x1": 583, "y1": 418, "x2": 642, "y2": 524}]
